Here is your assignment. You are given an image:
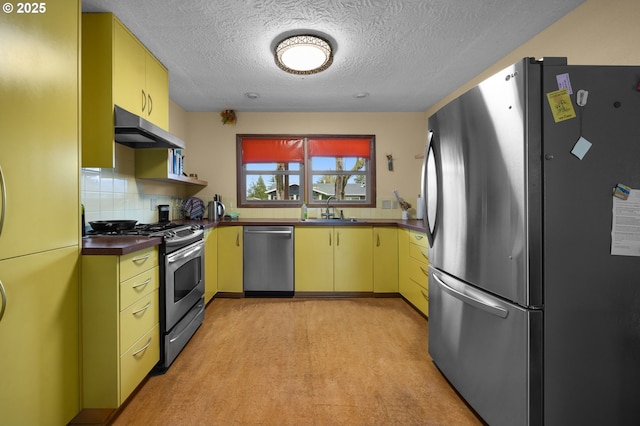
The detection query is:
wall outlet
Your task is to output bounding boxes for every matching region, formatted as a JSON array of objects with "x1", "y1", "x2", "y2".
[
  {"x1": 382, "y1": 199, "x2": 391, "y2": 209},
  {"x1": 392, "y1": 200, "x2": 399, "y2": 209},
  {"x1": 150, "y1": 198, "x2": 158, "y2": 211}
]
